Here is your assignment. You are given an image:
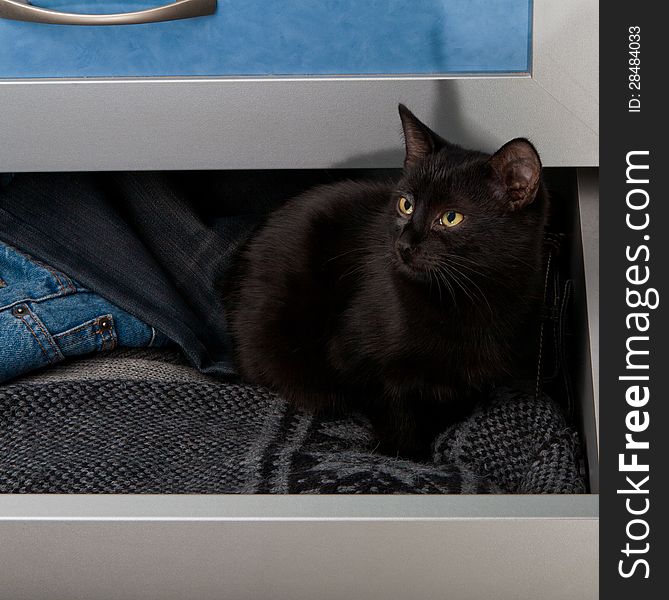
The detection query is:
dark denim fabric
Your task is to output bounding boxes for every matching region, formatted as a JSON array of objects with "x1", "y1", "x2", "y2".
[
  {"x1": 0, "y1": 172, "x2": 260, "y2": 377},
  {"x1": 0, "y1": 242, "x2": 168, "y2": 383}
]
